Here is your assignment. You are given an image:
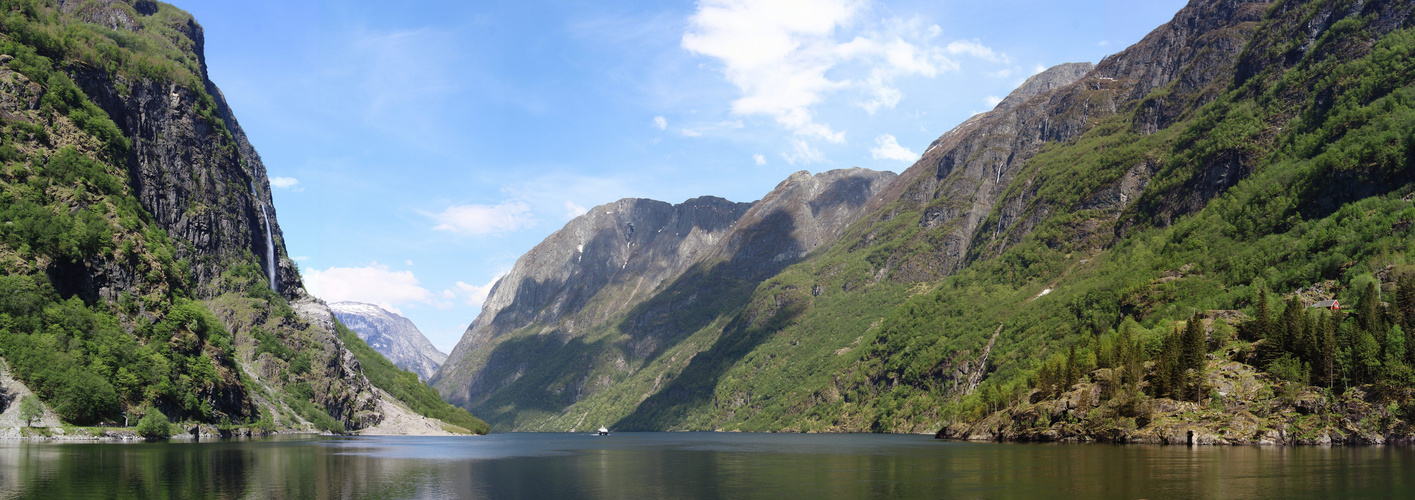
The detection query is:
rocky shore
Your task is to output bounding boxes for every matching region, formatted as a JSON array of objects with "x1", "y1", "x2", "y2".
[{"x1": 938, "y1": 353, "x2": 1415, "y2": 446}]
